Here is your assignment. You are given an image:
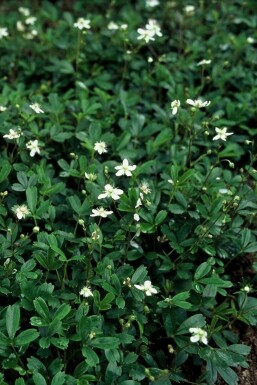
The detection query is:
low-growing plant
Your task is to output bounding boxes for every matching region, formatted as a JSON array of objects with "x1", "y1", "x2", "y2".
[{"x1": 0, "y1": 1, "x2": 257, "y2": 385}]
